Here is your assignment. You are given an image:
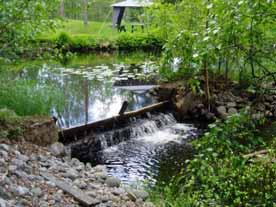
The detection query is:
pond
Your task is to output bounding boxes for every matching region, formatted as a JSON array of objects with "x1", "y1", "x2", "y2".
[
  {"x1": 8, "y1": 52, "x2": 200, "y2": 185},
  {"x1": 18, "y1": 52, "x2": 159, "y2": 128}
]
